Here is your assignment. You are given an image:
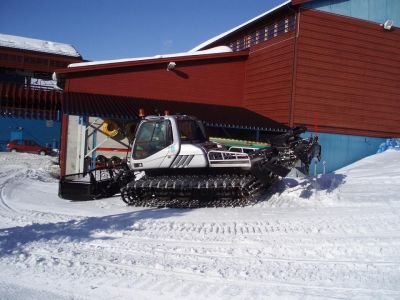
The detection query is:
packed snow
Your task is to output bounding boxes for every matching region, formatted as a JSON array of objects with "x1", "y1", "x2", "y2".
[
  {"x1": 0, "y1": 33, "x2": 81, "y2": 57},
  {"x1": 0, "y1": 151, "x2": 400, "y2": 299},
  {"x1": 378, "y1": 138, "x2": 400, "y2": 153}
]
